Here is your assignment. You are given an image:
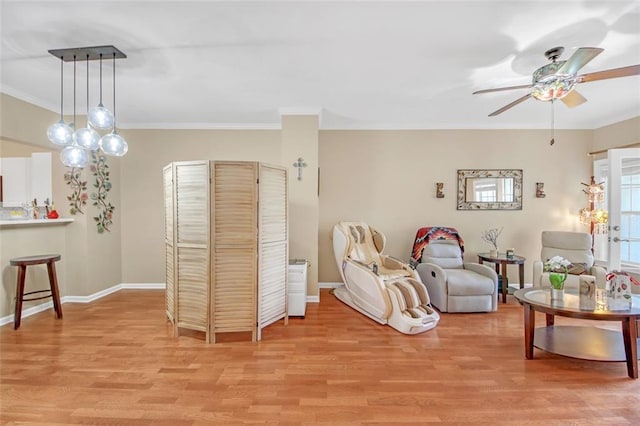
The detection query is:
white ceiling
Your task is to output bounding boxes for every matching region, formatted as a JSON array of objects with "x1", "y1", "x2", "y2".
[{"x1": 1, "y1": 1, "x2": 639, "y2": 130}]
